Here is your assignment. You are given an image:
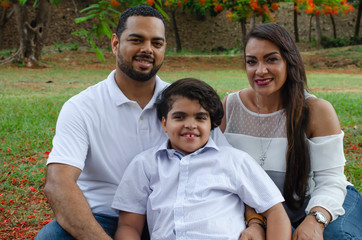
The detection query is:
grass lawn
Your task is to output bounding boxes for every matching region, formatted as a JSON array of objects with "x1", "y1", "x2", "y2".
[{"x1": 0, "y1": 46, "x2": 361, "y2": 239}]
